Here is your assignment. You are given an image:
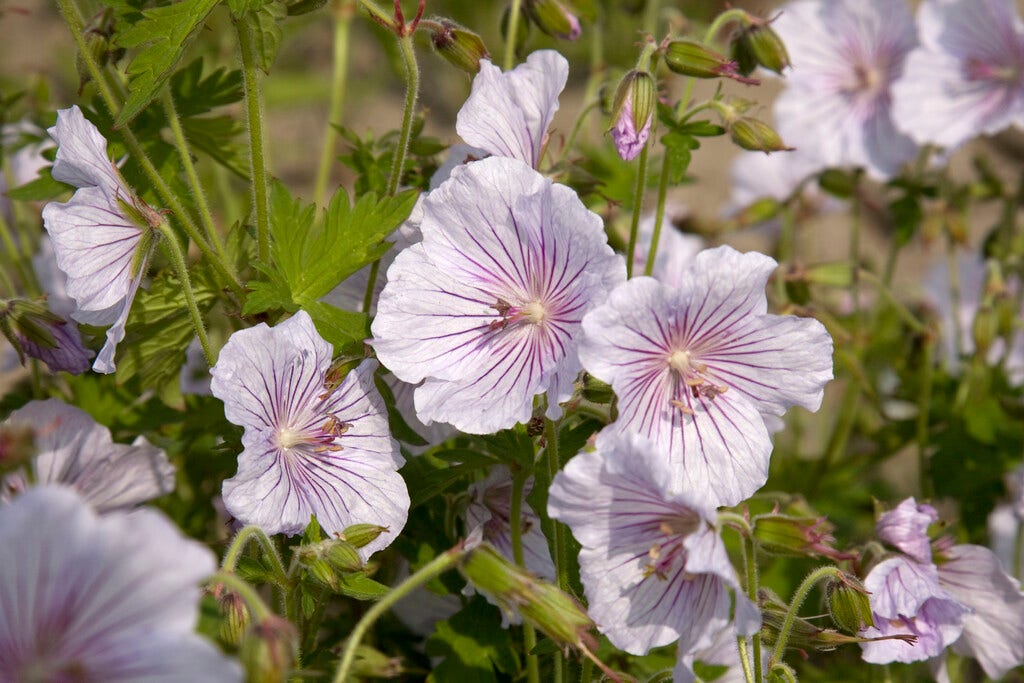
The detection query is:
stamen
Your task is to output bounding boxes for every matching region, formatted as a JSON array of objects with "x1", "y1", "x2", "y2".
[{"x1": 669, "y1": 399, "x2": 694, "y2": 415}]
